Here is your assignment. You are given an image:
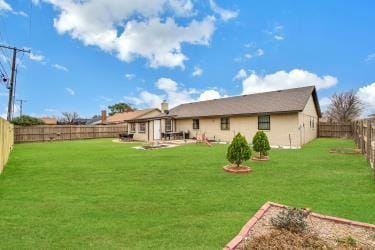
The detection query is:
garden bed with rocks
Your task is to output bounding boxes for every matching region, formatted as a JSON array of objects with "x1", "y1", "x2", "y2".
[{"x1": 225, "y1": 202, "x2": 375, "y2": 250}]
